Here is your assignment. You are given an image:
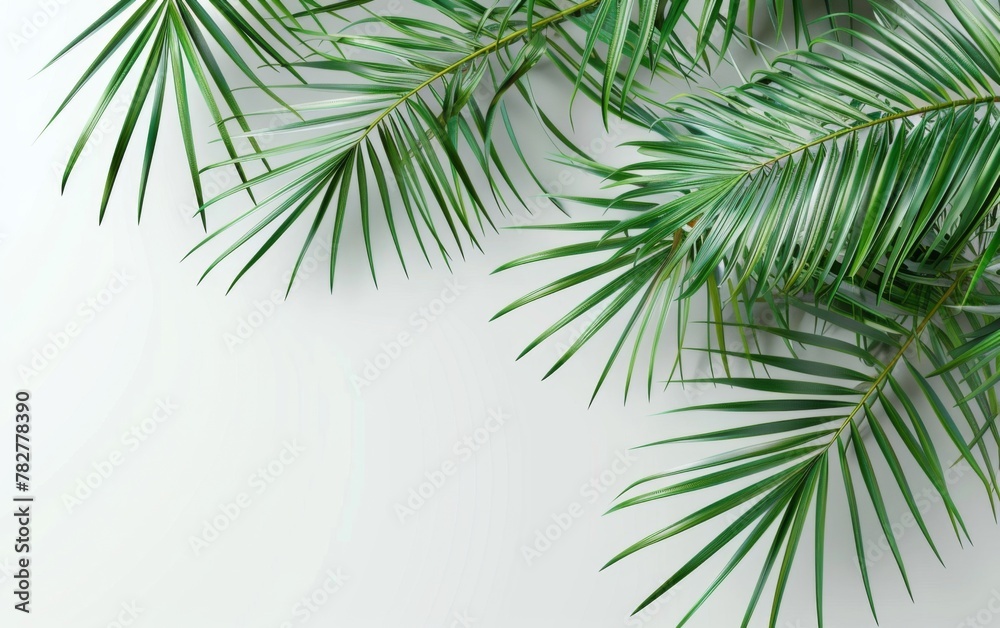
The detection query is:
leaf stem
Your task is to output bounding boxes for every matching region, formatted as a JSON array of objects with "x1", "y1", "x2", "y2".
[
  {"x1": 750, "y1": 96, "x2": 1000, "y2": 174},
  {"x1": 823, "y1": 272, "x2": 967, "y2": 449},
  {"x1": 362, "y1": 0, "x2": 602, "y2": 135}
]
